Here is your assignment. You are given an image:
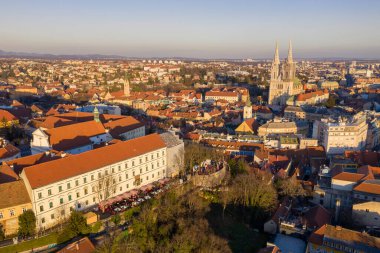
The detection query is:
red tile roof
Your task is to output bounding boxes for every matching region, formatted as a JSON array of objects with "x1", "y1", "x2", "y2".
[
  {"x1": 0, "y1": 143, "x2": 20, "y2": 160},
  {"x1": 0, "y1": 109, "x2": 18, "y2": 121},
  {"x1": 46, "y1": 121, "x2": 106, "y2": 151},
  {"x1": 332, "y1": 172, "x2": 365, "y2": 182},
  {"x1": 57, "y1": 237, "x2": 95, "y2": 253},
  {"x1": 23, "y1": 134, "x2": 166, "y2": 189},
  {"x1": 354, "y1": 179, "x2": 380, "y2": 195}
]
